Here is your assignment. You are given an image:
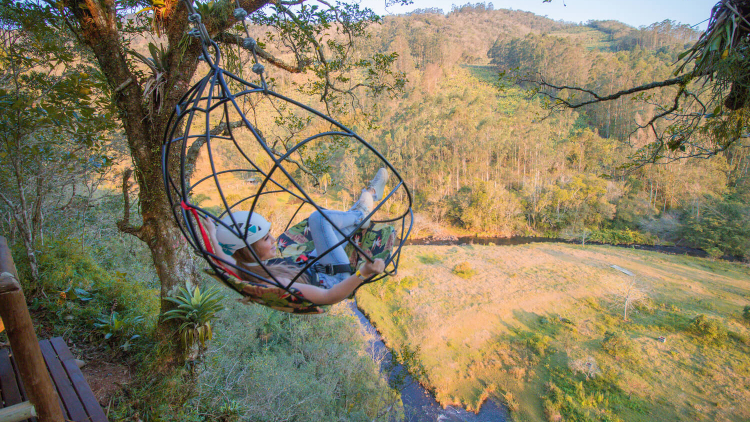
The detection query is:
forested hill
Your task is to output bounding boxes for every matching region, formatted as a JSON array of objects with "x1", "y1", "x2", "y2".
[
  {"x1": 329, "y1": 6, "x2": 749, "y2": 259},
  {"x1": 369, "y1": 6, "x2": 571, "y2": 67},
  {"x1": 365, "y1": 5, "x2": 701, "y2": 140},
  {"x1": 368, "y1": 5, "x2": 698, "y2": 77}
]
